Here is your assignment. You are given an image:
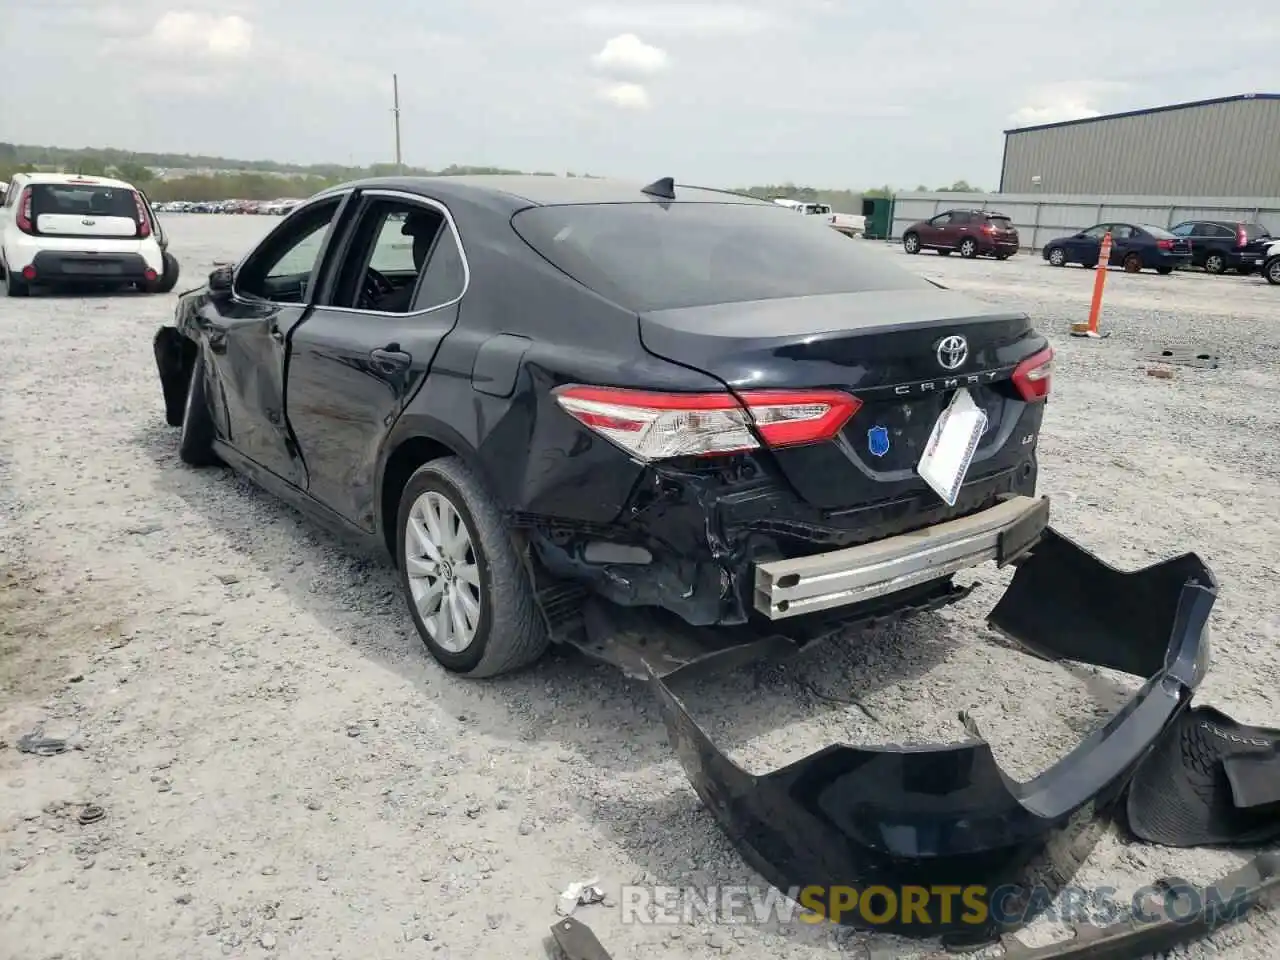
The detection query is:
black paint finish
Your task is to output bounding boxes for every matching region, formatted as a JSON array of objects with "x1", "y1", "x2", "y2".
[{"x1": 156, "y1": 173, "x2": 1053, "y2": 629}]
